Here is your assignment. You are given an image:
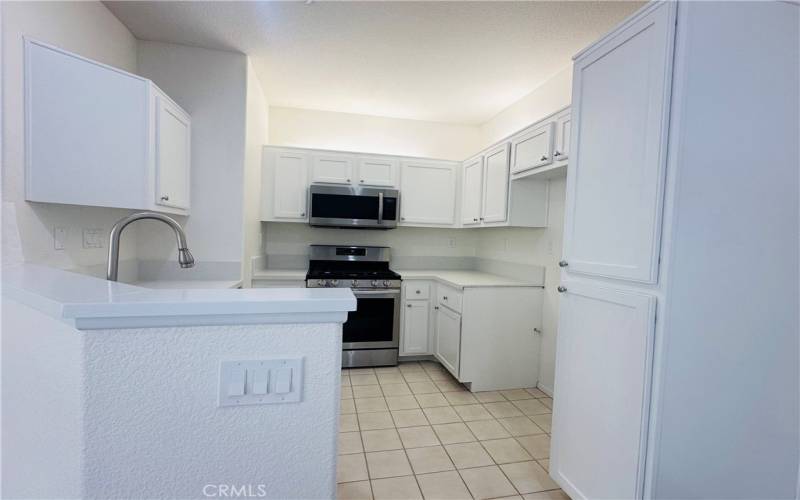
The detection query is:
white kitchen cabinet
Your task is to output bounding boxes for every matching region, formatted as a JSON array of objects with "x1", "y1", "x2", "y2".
[
  {"x1": 402, "y1": 300, "x2": 430, "y2": 355},
  {"x1": 434, "y1": 304, "x2": 461, "y2": 377},
  {"x1": 460, "y1": 156, "x2": 483, "y2": 226},
  {"x1": 561, "y1": 0, "x2": 673, "y2": 284},
  {"x1": 510, "y1": 122, "x2": 554, "y2": 175},
  {"x1": 554, "y1": 3, "x2": 799, "y2": 499},
  {"x1": 310, "y1": 153, "x2": 354, "y2": 185},
  {"x1": 263, "y1": 149, "x2": 309, "y2": 221},
  {"x1": 24, "y1": 39, "x2": 190, "y2": 215},
  {"x1": 551, "y1": 282, "x2": 655, "y2": 500},
  {"x1": 399, "y1": 160, "x2": 458, "y2": 226},
  {"x1": 357, "y1": 157, "x2": 398, "y2": 187},
  {"x1": 552, "y1": 109, "x2": 571, "y2": 164},
  {"x1": 154, "y1": 89, "x2": 191, "y2": 210},
  {"x1": 481, "y1": 143, "x2": 510, "y2": 223}
]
